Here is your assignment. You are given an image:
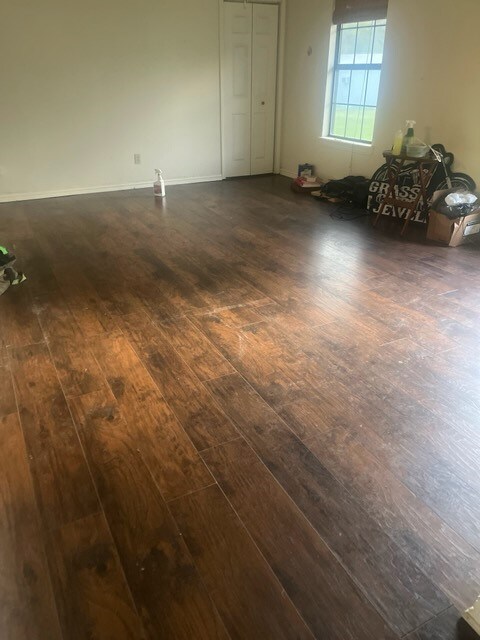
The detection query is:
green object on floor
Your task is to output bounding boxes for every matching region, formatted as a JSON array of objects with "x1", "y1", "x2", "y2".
[
  {"x1": 0, "y1": 246, "x2": 26, "y2": 295},
  {"x1": 11, "y1": 272, "x2": 26, "y2": 285}
]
